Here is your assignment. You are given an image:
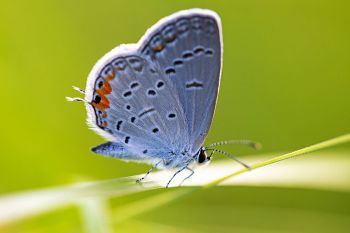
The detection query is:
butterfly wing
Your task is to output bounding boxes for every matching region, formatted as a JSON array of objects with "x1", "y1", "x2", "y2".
[
  {"x1": 138, "y1": 9, "x2": 223, "y2": 154},
  {"x1": 84, "y1": 9, "x2": 222, "y2": 166},
  {"x1": 84, "y1": 45, "x2": 189, "y2": 163}
]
